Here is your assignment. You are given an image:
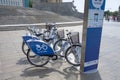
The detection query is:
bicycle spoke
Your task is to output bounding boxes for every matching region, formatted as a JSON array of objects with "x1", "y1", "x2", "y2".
[
  {"x1": 27, "y1": 50, "x2": 49, "y2": 67},
  {"x1": 65, "y1": 45, "x2": 81, "y2": 66}
]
